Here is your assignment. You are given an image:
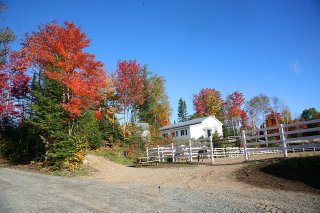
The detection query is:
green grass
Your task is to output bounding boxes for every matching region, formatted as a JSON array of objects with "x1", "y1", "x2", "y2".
[
  {"x1": 89, "y1": 147, "x2": 135, "y2": 166},
  {"x1": 0, "y1": 156, "x2": 9, "y2": 168},
  {"x1": 48, "y1": 164, "x2": 97, "y2": 177},
  {"x1": 0, "y1": 163, "x2": 9, "y2": 168}
]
